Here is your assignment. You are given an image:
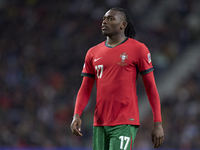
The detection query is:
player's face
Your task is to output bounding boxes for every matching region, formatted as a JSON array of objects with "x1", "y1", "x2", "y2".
[{"x1": 101, "y1": 10, "x2": 126, "y2": 36}]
